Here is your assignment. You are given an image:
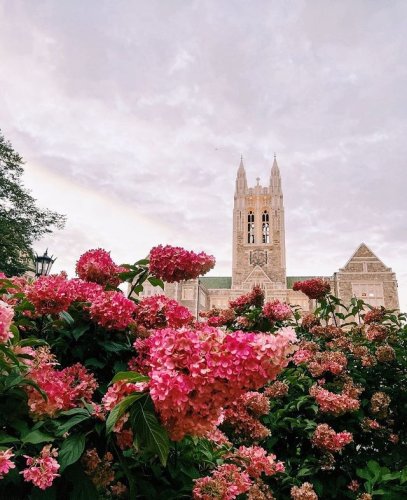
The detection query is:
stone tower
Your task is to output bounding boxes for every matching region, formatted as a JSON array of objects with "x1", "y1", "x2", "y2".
[{"x1": 232, "y1": 156, "x2": 287, "y2": 297}]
